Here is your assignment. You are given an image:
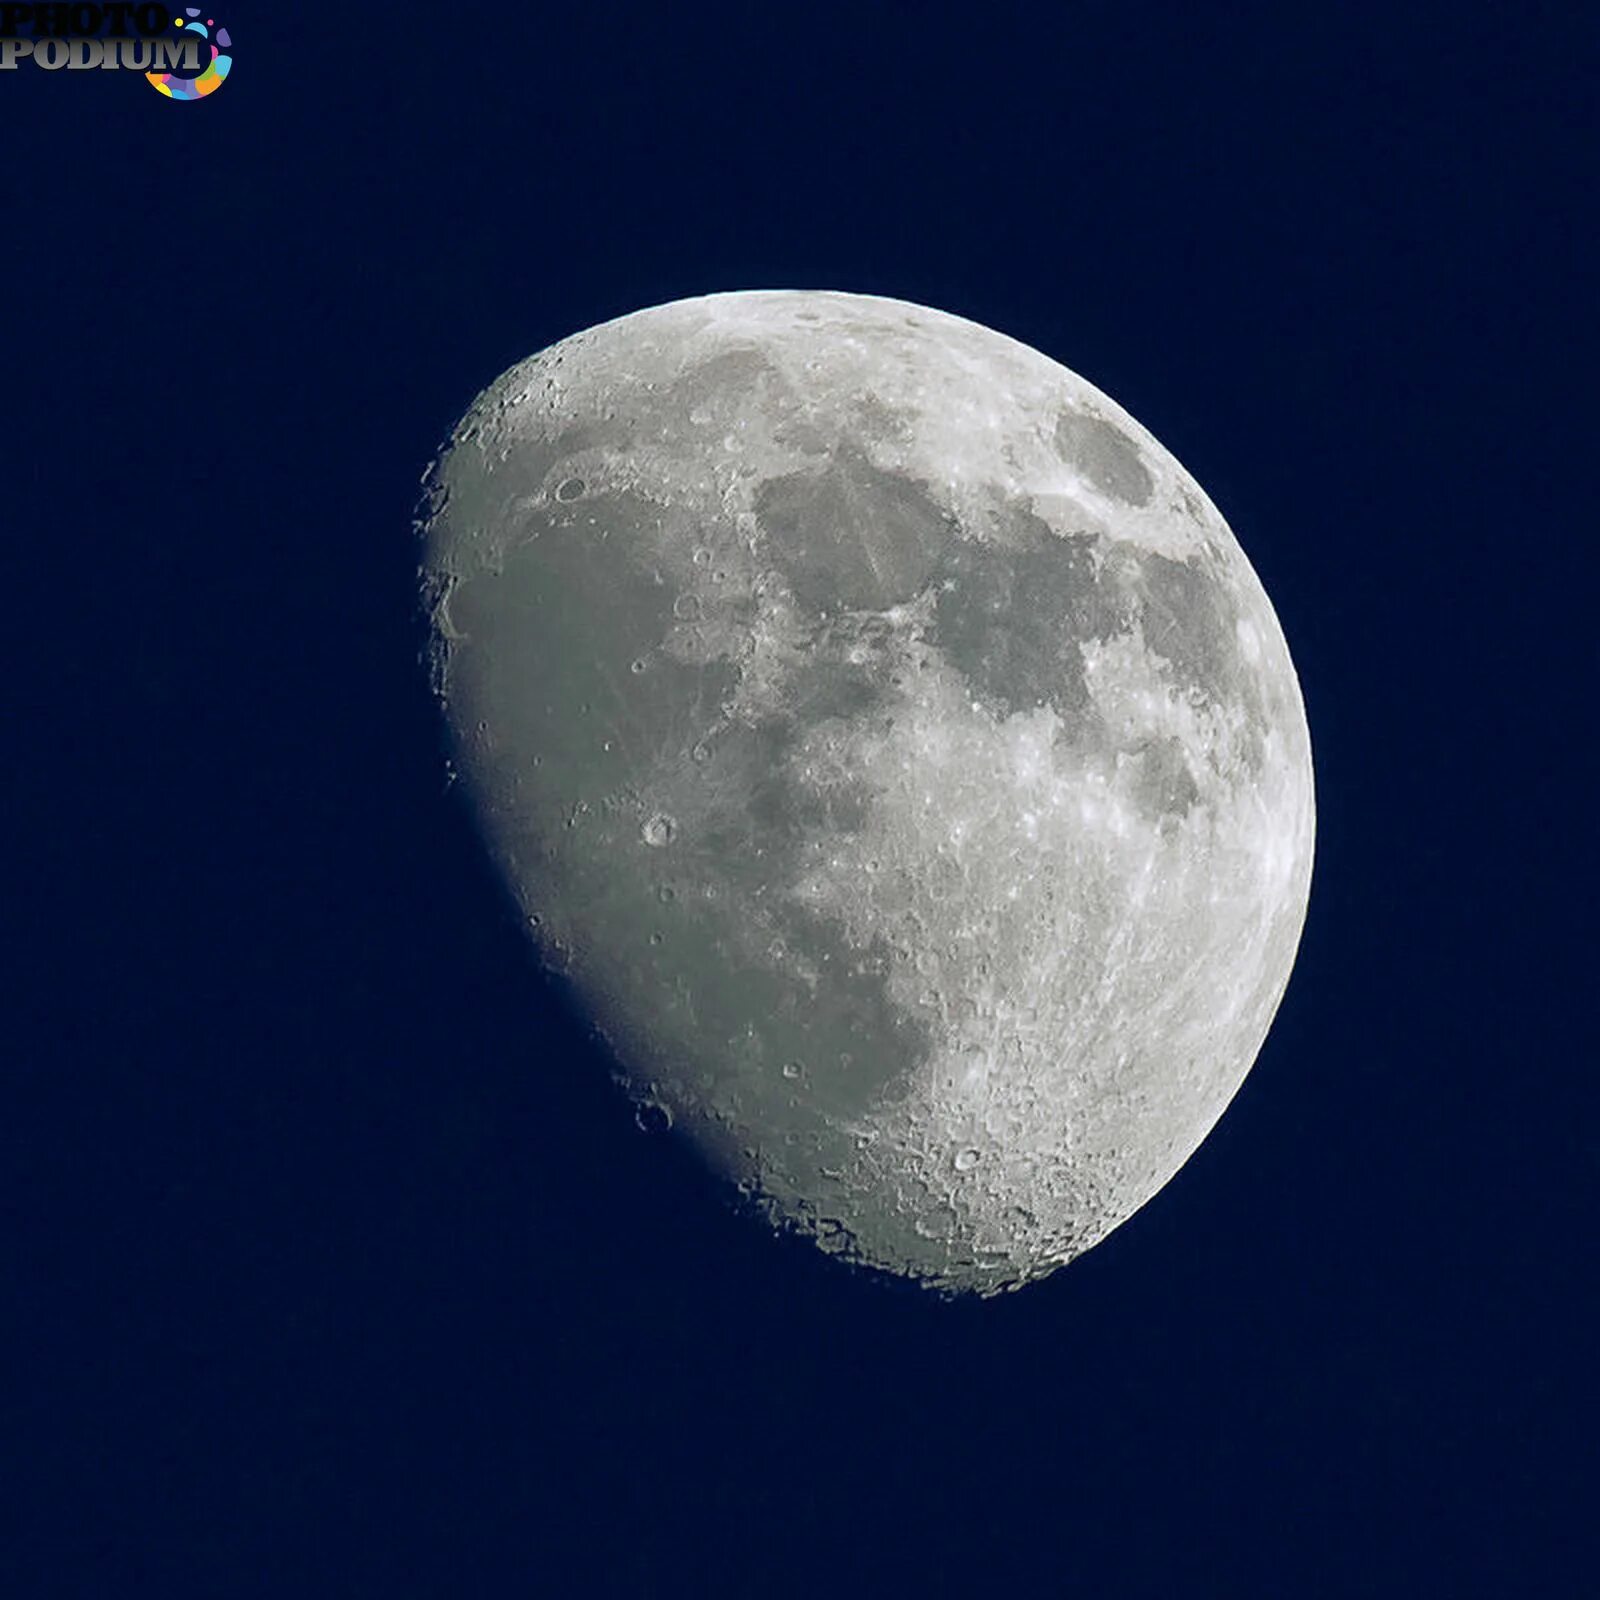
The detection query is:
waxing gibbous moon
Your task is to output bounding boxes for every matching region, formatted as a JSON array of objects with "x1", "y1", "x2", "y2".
[{"x1": 420, "y1": 290, "x2": 1314, "y2": 1295}]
